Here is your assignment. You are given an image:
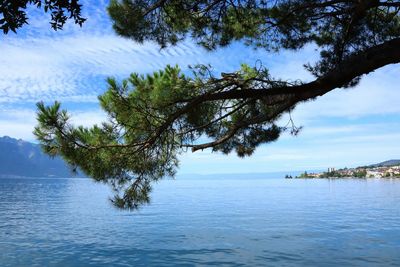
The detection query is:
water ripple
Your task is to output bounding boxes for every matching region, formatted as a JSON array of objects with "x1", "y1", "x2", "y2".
[{"x1": 1, "y1": 178, "x2": 400, "y2": 266}]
